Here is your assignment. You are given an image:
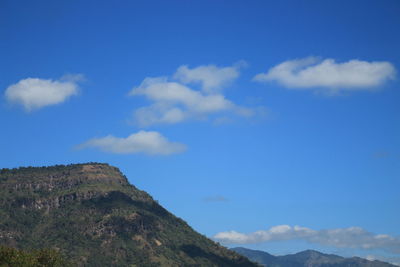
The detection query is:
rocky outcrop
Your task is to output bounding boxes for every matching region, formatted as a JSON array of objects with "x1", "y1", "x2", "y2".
[
  {"x1": 1, "y1": 163, "x2": 152, "y2": 212},
  {"x1": 0, "y1": 163, "x2": 257, "y2": 266},
  {"x1": 16, "y1": 191, "x2": 104, "y2": 211},
  {"x1": 1, "y1": 163, "x2": 128, "y2": 193}
]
